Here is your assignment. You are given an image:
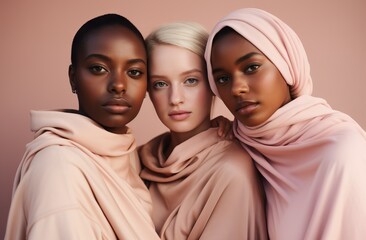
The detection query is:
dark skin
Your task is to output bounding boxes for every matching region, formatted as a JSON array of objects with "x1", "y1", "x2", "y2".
[
  {"x1": 211, "y1": 30, "x2": 291, "y2": 127},
  {"x1": 69, "y1": 25, "x2": 147, "y2": 134}
]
